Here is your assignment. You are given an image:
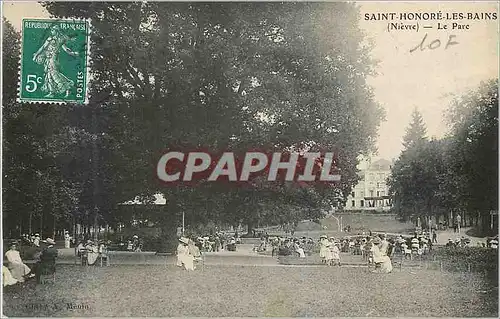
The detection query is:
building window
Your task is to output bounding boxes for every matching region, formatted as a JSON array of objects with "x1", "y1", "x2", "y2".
[
  {"x1": 351, "y1": 200, "x2": 355, "y2": 207},
  {"x1": 351, "y1": 192, "x2": 355, "y2": 198},
  {"x1": 360, "y1": 200, "x2": 364, "y2": 207},
  {"x1": 377, "y1": 191, "x2": 380, "y2": 197},
  {"x1": 370, "y1": 190, "x2": 374, "y2": 197}
]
